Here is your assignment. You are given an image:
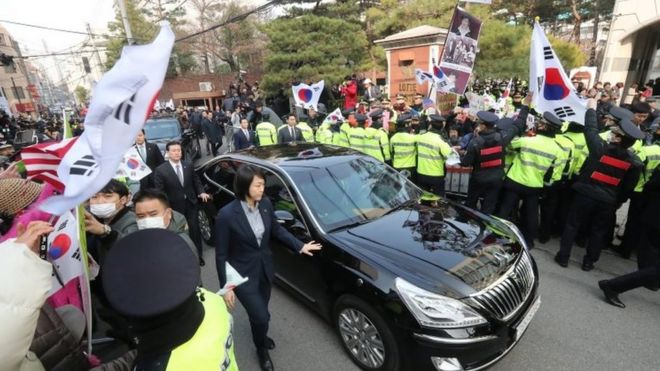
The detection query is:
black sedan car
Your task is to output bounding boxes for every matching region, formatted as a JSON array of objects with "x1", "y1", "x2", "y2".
[
  {"x1": 198, "y1": 144, "x2": 540, "y2": 371},
  {"x1": 143, "y1": 114, "x2": 200, "y2": 161}
]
